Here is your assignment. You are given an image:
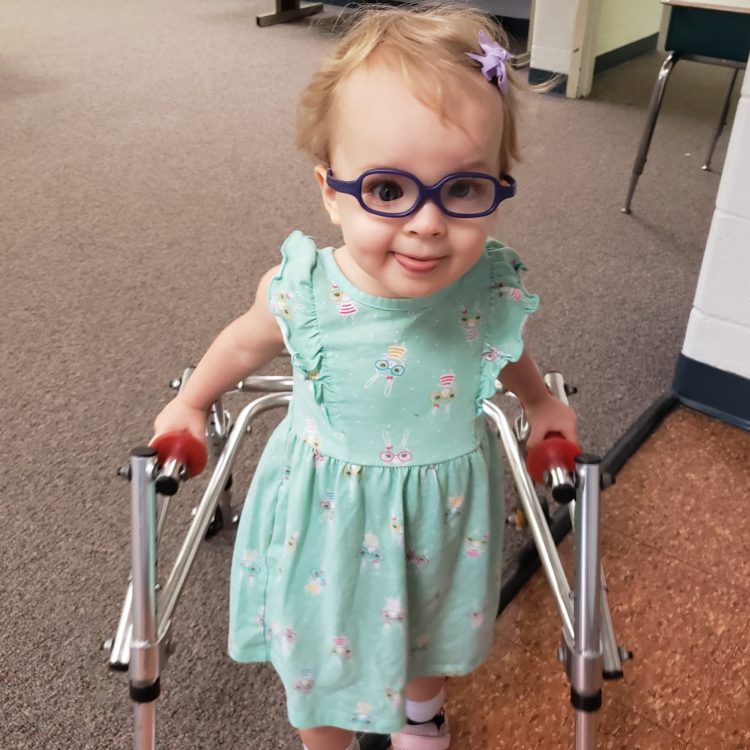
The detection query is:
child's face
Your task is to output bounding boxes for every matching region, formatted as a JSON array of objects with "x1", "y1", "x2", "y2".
[{"x1": 316, "y1": 61, "x2": 504, "y2": 299}]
